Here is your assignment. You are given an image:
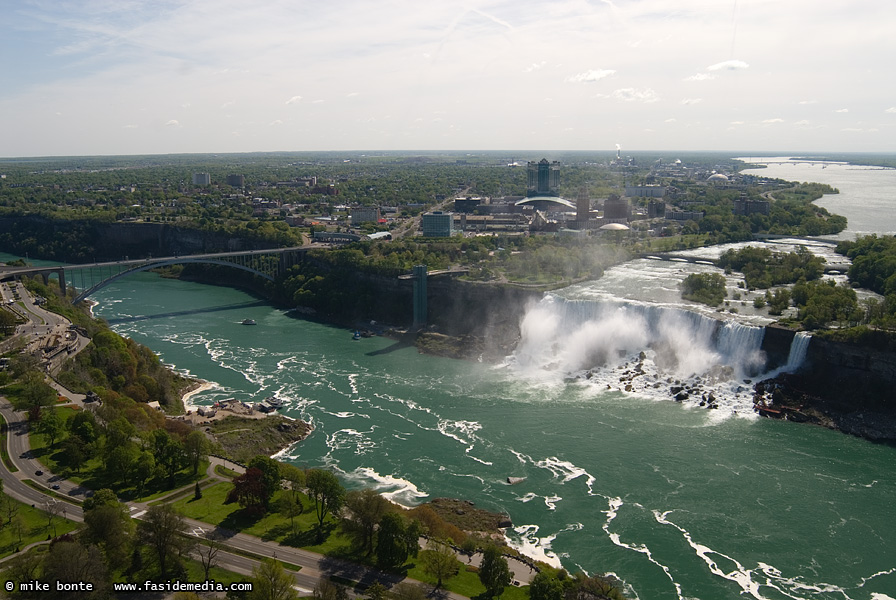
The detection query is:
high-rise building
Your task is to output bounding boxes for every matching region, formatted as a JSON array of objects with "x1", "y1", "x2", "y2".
[
  {"x1": 576, "y1": 188, "x2": 591, "y2": 227},
  {"x1": 192, "y1": 173, "x2": 211, "y2": 186},
  {"x1": 421, "y1": 211, "x2": 455, "y2": 237},
  {"x1": 226, "y1": 174, "x2": 245, "y2": 187},
  {"x1": 603, "y1": 195, "x2": 630, "y2": 222},
  {"x1": 527, "y1": 159, "x2": 560, "y2": 196},
  {"x1": 351, "y1": 206, "x2": 381, "y2": 224}
]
